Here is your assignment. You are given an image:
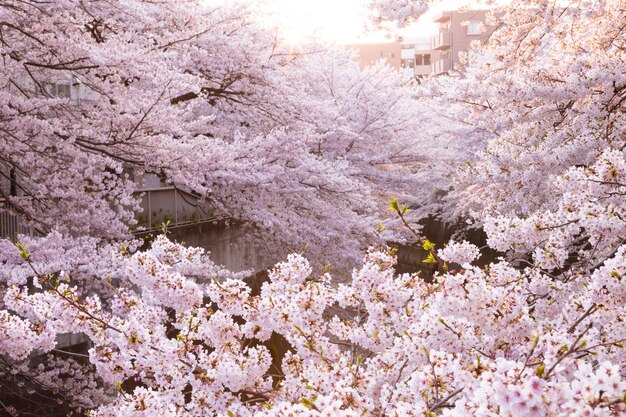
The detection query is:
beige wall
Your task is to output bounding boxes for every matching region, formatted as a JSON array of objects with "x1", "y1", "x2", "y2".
[{"x1": 345, "y1": 42, "x2": 402, "y2": 69}]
